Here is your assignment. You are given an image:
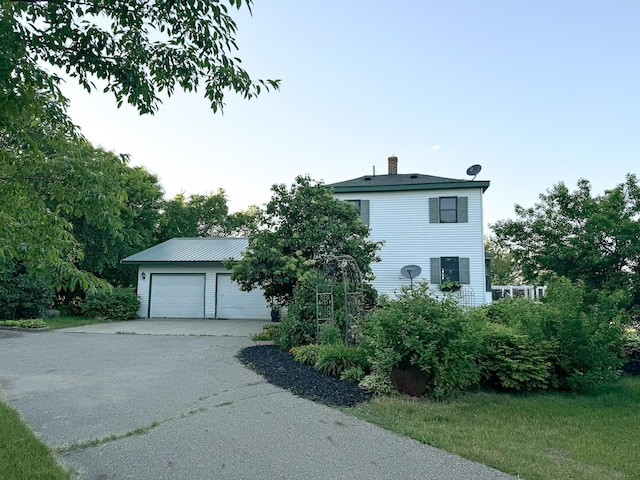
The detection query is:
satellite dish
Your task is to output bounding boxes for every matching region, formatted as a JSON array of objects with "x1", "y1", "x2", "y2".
[
  {"x1": 400, "y1": 265, "x2": 422, "y2": 288},
  {"x1": 466, "y1": 164, "x2": 482, "y2": 179}
]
